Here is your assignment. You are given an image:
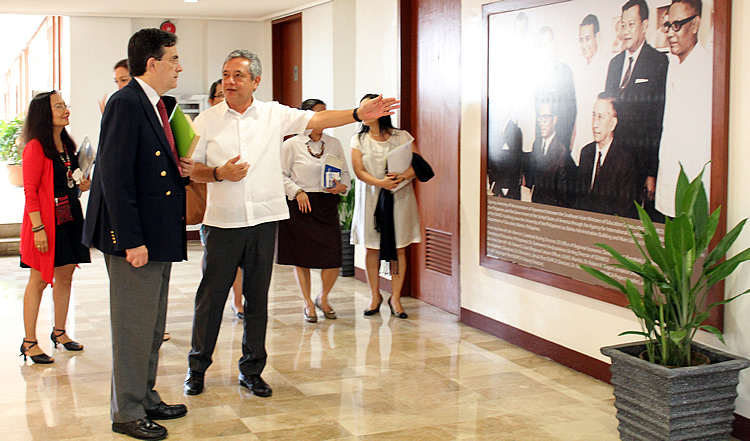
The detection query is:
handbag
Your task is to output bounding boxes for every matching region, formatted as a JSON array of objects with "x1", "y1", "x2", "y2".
[
  {"x1": 185, "y1": 181, "x2": 207, "y2": 225},
  {"x1": 412, "y1": 152, "x2": 434, "y2": 182},
  {"x1": 55, "y1": 195, "x2": 75, "y2": 225}
]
